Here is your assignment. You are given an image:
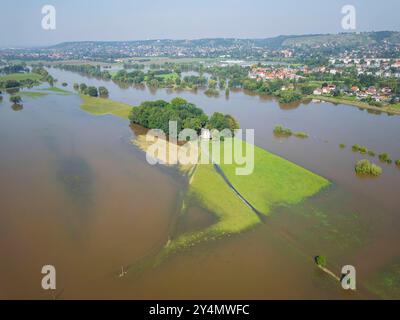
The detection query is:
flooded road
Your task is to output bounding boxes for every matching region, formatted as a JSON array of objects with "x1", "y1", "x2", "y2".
[{"x1": 0, "y1": 67, "x2": 399, "y2": 299}]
